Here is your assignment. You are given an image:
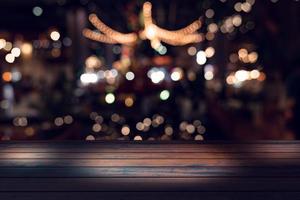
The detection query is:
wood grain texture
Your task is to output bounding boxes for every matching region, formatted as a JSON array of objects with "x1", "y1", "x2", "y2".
[{"x1": 0, "y1": 141, "x2": 300, "y2": 199}]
